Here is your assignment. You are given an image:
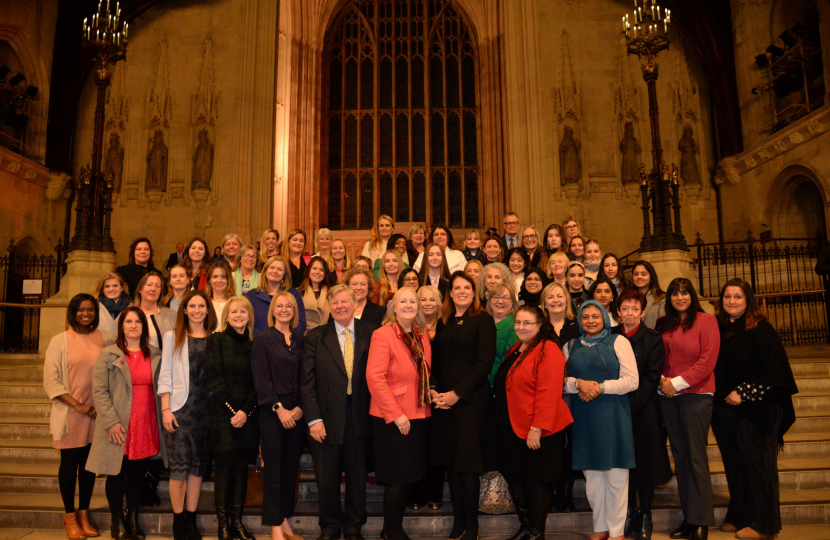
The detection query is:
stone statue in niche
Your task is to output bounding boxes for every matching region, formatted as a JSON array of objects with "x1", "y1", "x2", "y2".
[
  {"x1": 104, "y1": 132, "x2": 124, "y2": 193},
  {"x1": 559, "y1": 125, "x2": 581, "y2": 185},
  {"x1": 620, "y1": 122, "x2": 641, "y2": 184},
  {"x1": 678, "y1": 124, "x2": 700, "y2": 185},
  {"x1": 145, "y1": 129, "x2": 169, "y2": 192},
  {"x1": 192, "y1": 129, "x2": 214, "y2": 190}
]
